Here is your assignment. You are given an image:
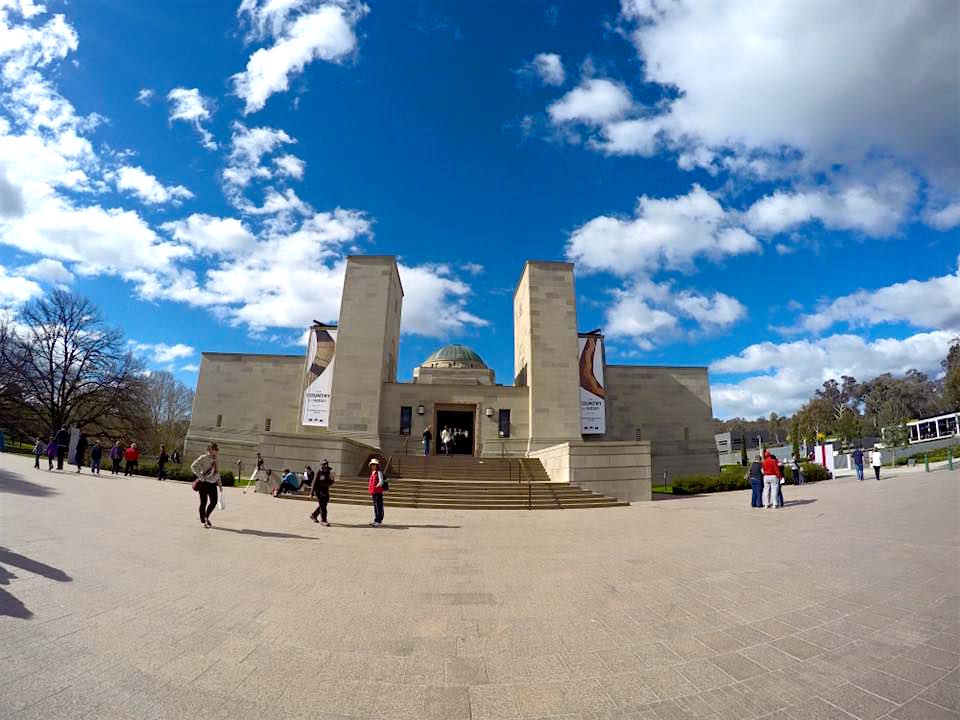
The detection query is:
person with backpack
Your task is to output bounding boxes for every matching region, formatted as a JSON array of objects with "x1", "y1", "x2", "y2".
[
  {"x1": 368, "y1": 458, "x2": 385, "y2": 527},
  {"x1": 32, "y1": 437, "x2": 45, "y2": 469},
  {"x1": 190, "y1": 443, "x2": 221, "y2": 528},
  {"x1": 90, "y1": 441, "x2": 102, "y2": 474},
  {"x1": 745, "y1": 454, "x2": 764, "y2": 508},
  {"x1": 109, "y1": 441, "x2": 123, "y2": 474},
  {"x1": 310, "y1": 460, "x2": 335, "y2": 525},
  {"x1": 157, "y1": 444, "x2": 169, "y2": 481}
]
